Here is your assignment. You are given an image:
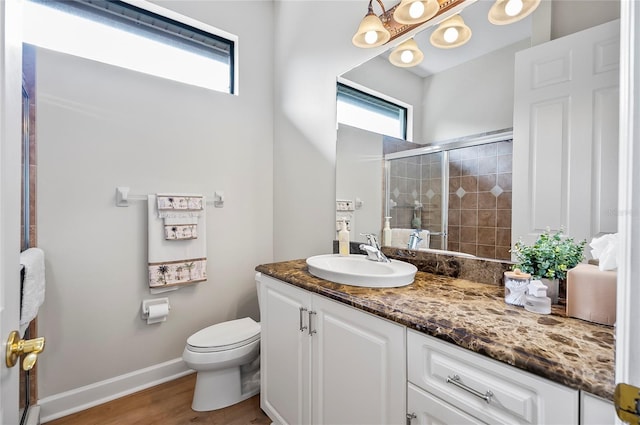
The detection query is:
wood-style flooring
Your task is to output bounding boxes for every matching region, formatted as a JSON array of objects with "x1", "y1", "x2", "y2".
[{"x1": 46, "y1": 373, "x2": 272, "y2": 425}]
